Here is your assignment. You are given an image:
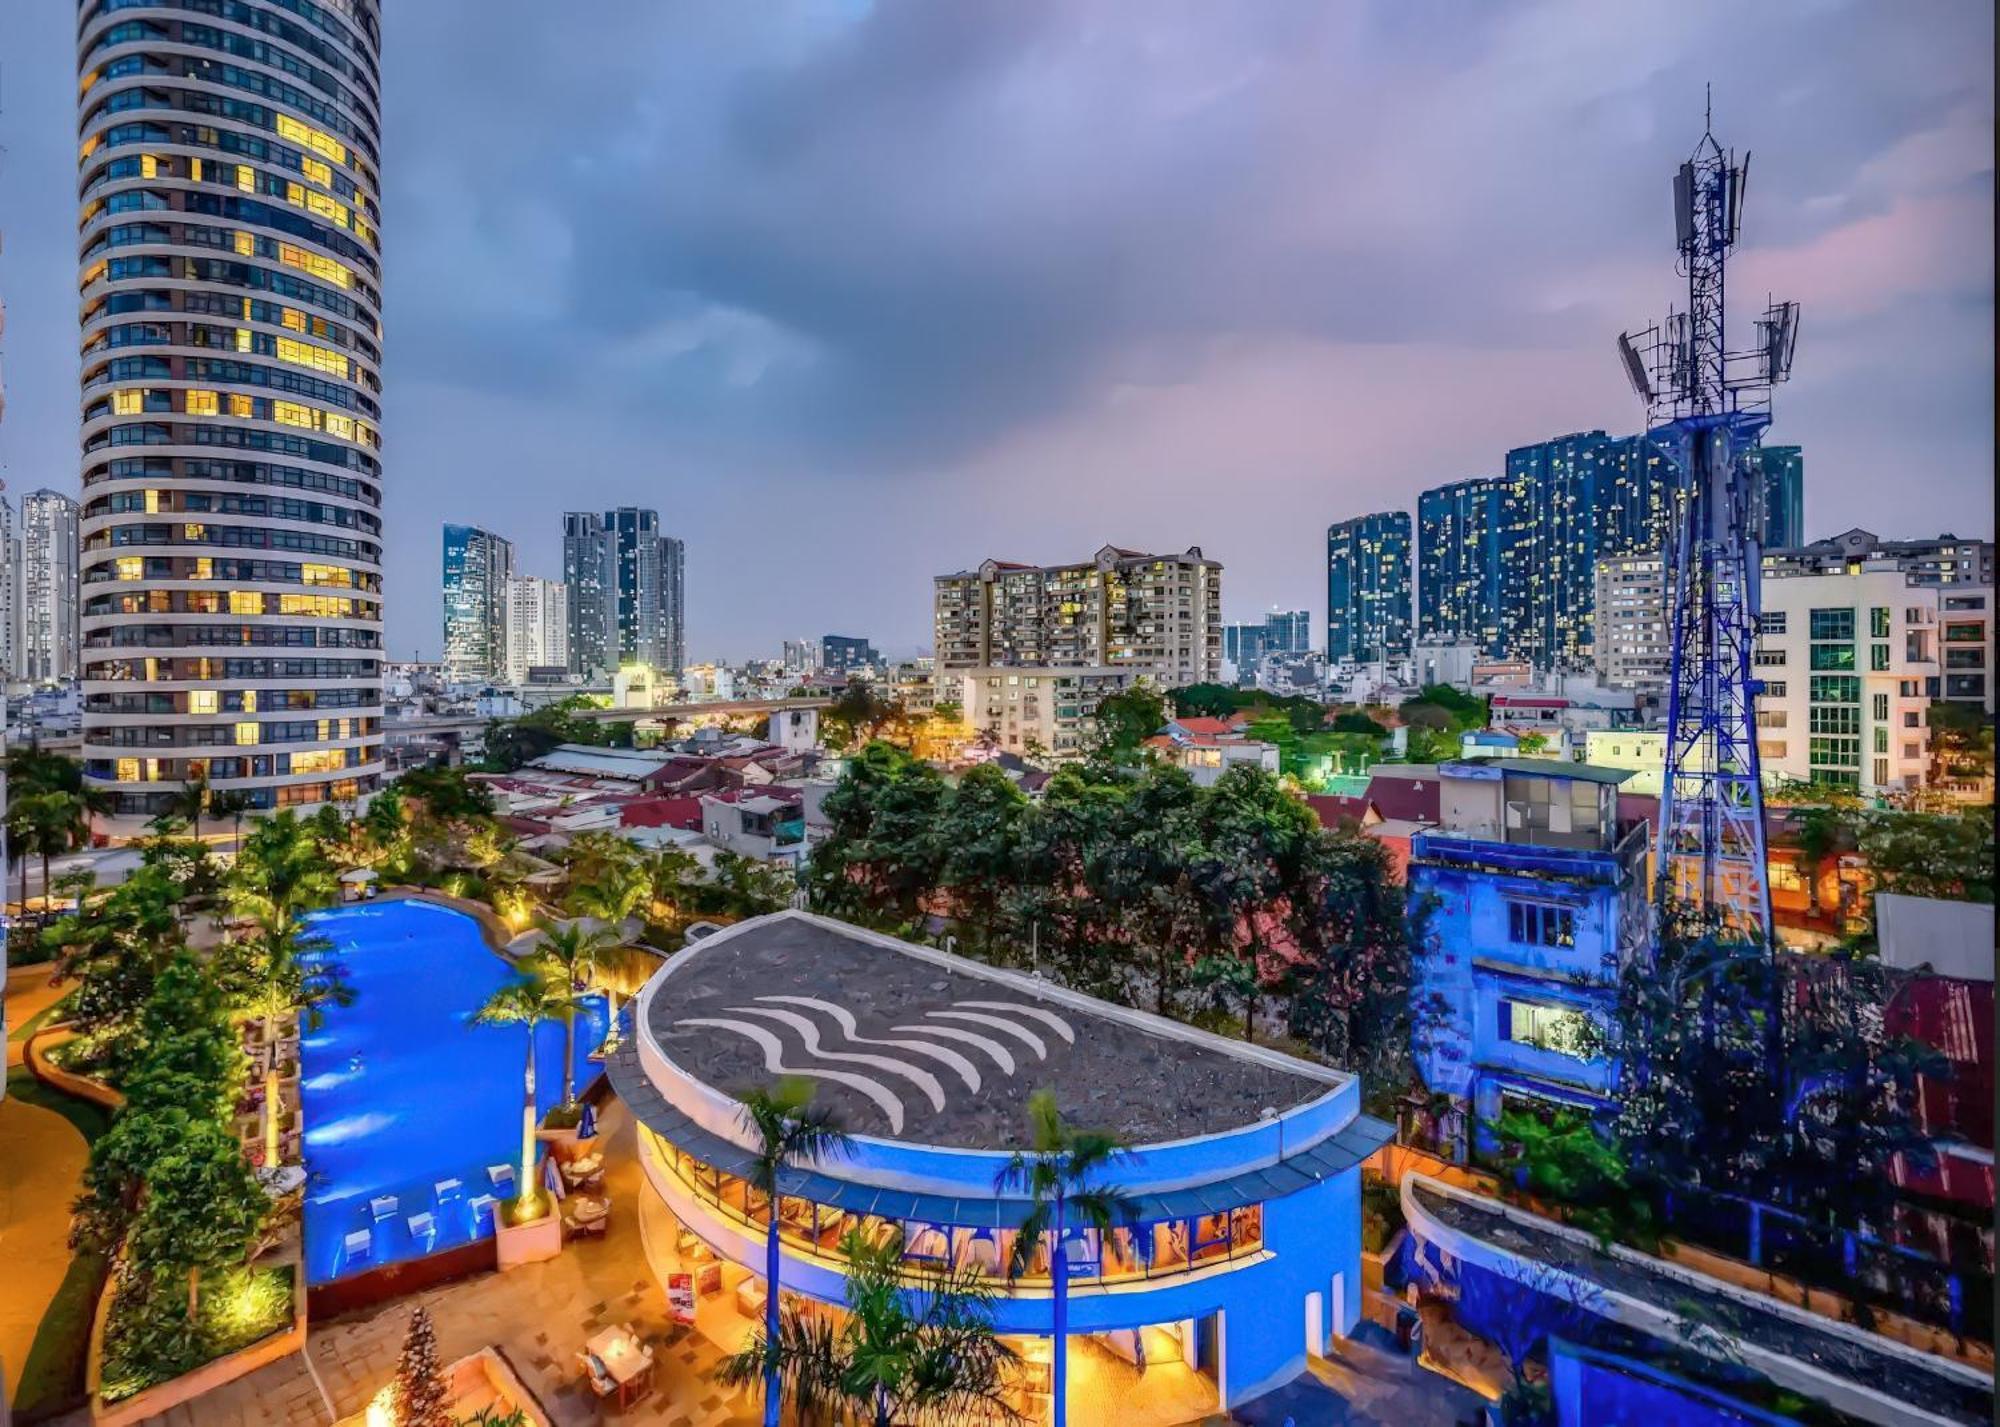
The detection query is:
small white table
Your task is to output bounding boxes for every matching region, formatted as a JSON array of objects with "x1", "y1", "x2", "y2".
[{"x1": 584, "y1": 1326, "x2": 652, "y2": 1406}]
